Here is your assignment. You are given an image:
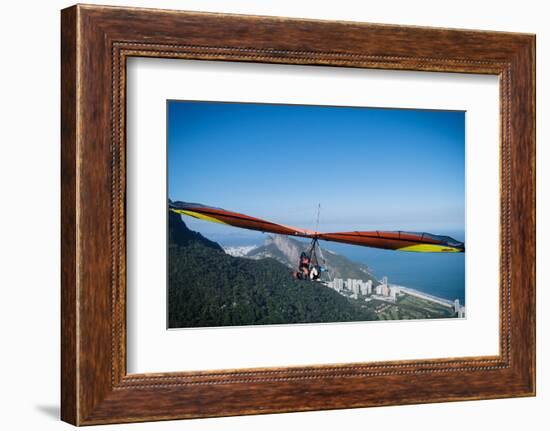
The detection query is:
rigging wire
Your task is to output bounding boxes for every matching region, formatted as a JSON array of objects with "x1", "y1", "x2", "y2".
[
  {"x1": 307, "y1": 203, "x2": 333, "y2": 282},
  {"x1": 315, "y1": 203, "x2": 321, "y2": 233}
]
